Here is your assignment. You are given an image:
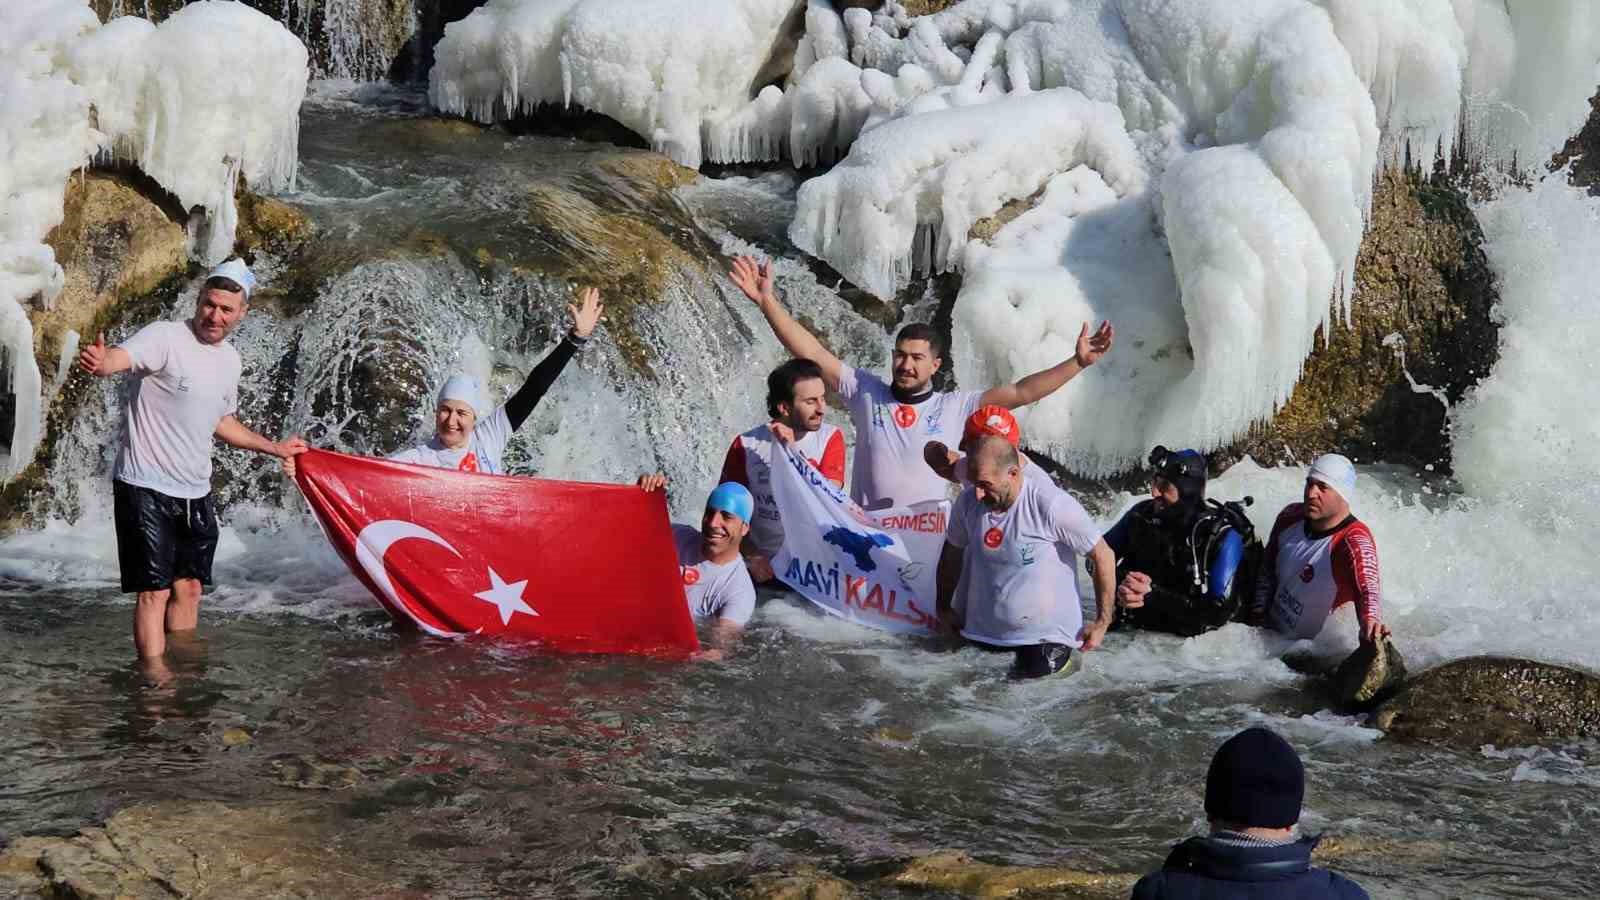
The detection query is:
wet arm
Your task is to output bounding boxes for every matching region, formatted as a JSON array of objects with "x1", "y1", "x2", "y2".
[
  {"x1": 1085, "y1": 538, "x2": 1116, "y2": 628},
  {"x1": 978, "y1": 357, "x2": 1086, "y2": 408},
  {"x1": 936, "y1": 541, "x2": 963, "y2": 618},
  {"x1": 752, "y1": 296, "x2": 845, "y2": 392},
  {"x1": 215, "y1": 415, "x2": 298, "y2": 458},
  {"x1": 504, "y1": 333, "x2": 585, "y2": 431}
]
